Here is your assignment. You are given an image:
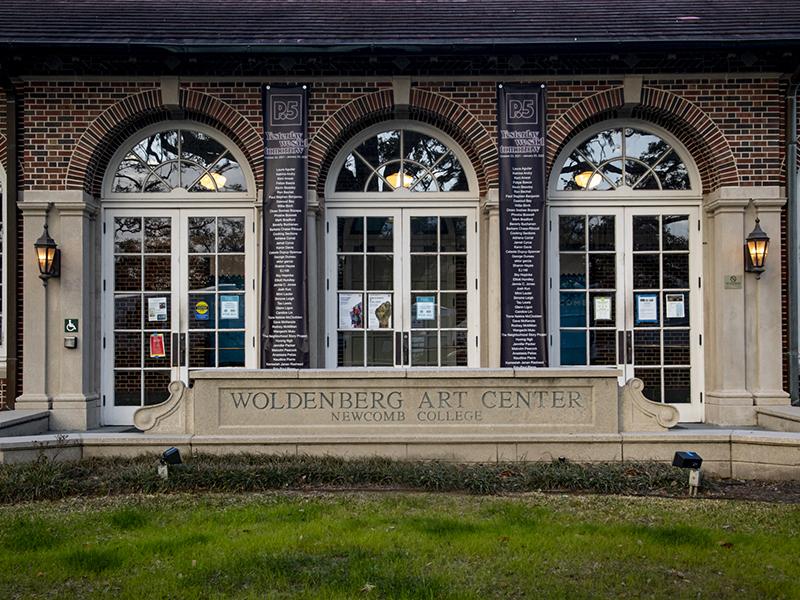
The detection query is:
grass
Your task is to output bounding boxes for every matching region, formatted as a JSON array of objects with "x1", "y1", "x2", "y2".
[
  {"x1": 0, "y1": 454, "x2": 693, "y2": 503},
  {"x1": 1, "y1": 491, "x2": 799, "y2": 599}
]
